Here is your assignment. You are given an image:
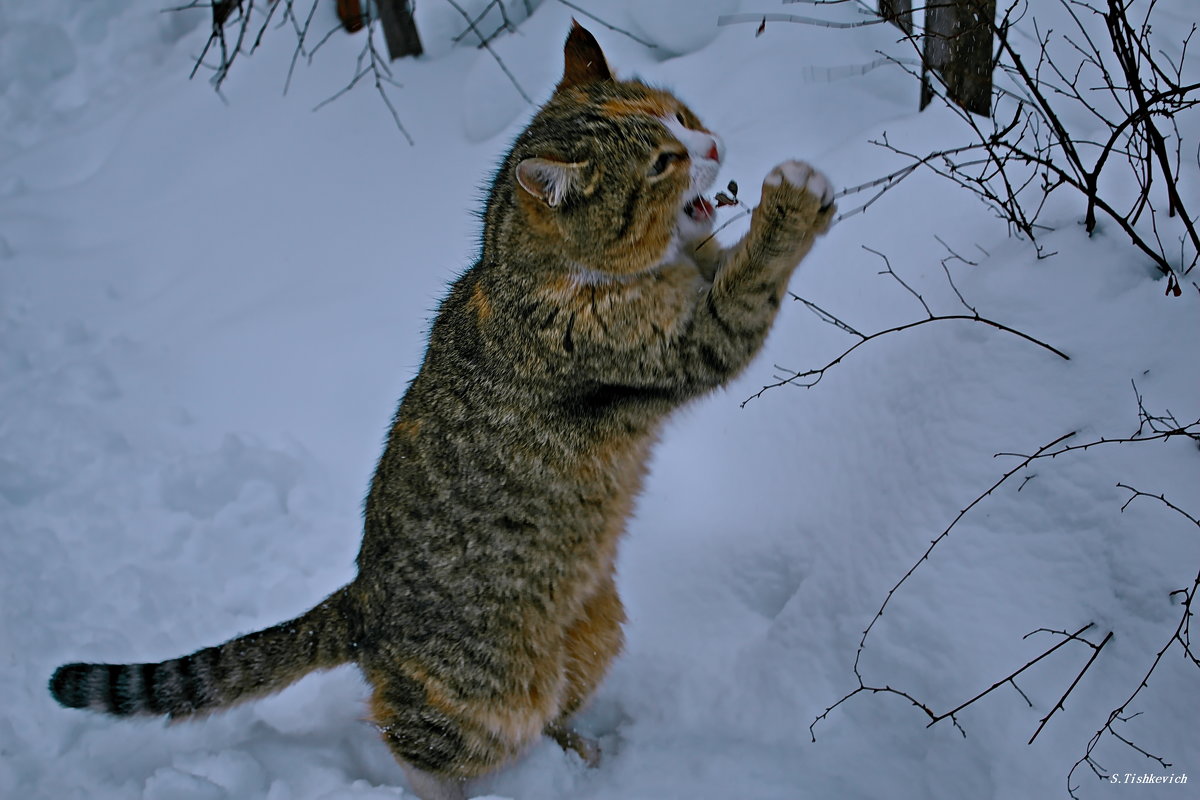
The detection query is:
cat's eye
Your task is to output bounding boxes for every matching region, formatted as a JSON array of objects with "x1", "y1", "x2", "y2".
[
  {"x1": 648, "y1": 150, "x2": 686, "y2": 177},
  {"x1": 675, "y1": 112, "x2": 687, "y2": 126}
]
